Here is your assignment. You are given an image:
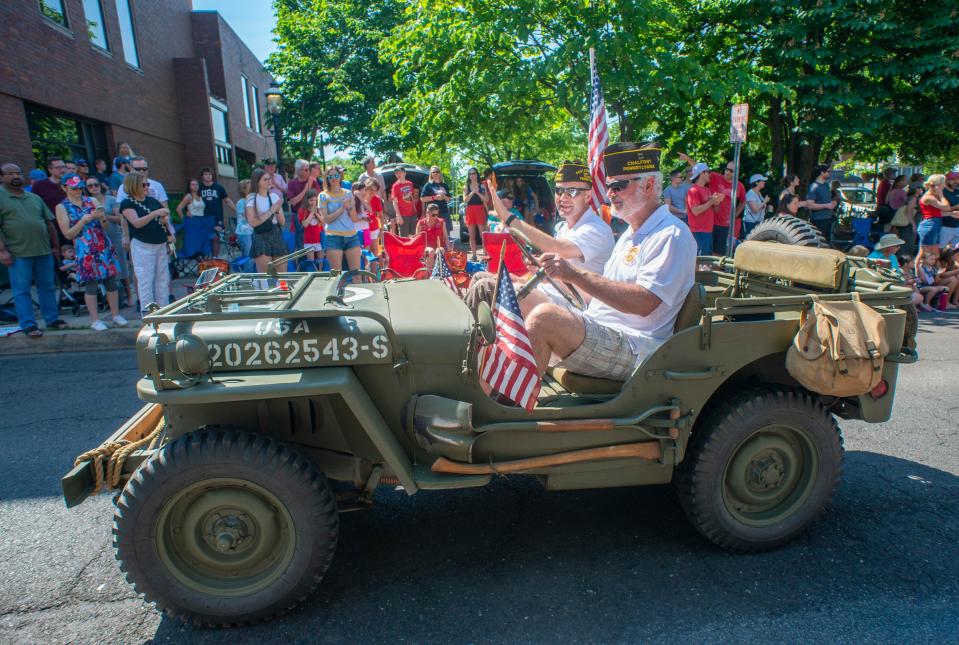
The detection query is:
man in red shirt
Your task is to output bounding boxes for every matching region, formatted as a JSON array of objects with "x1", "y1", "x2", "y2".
[
  {"x1": 875, "y1": 168, "x2": 896, "y2": 210},
  {"x1": 708, "y1": 160, "x2": 746, "y2": 255},
  {"x1": 390, "y1": 166, "x2": 417, "y2": 236},
  {"x1": 684, "y1": 162, "x2": 724, "y2": 255}
]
